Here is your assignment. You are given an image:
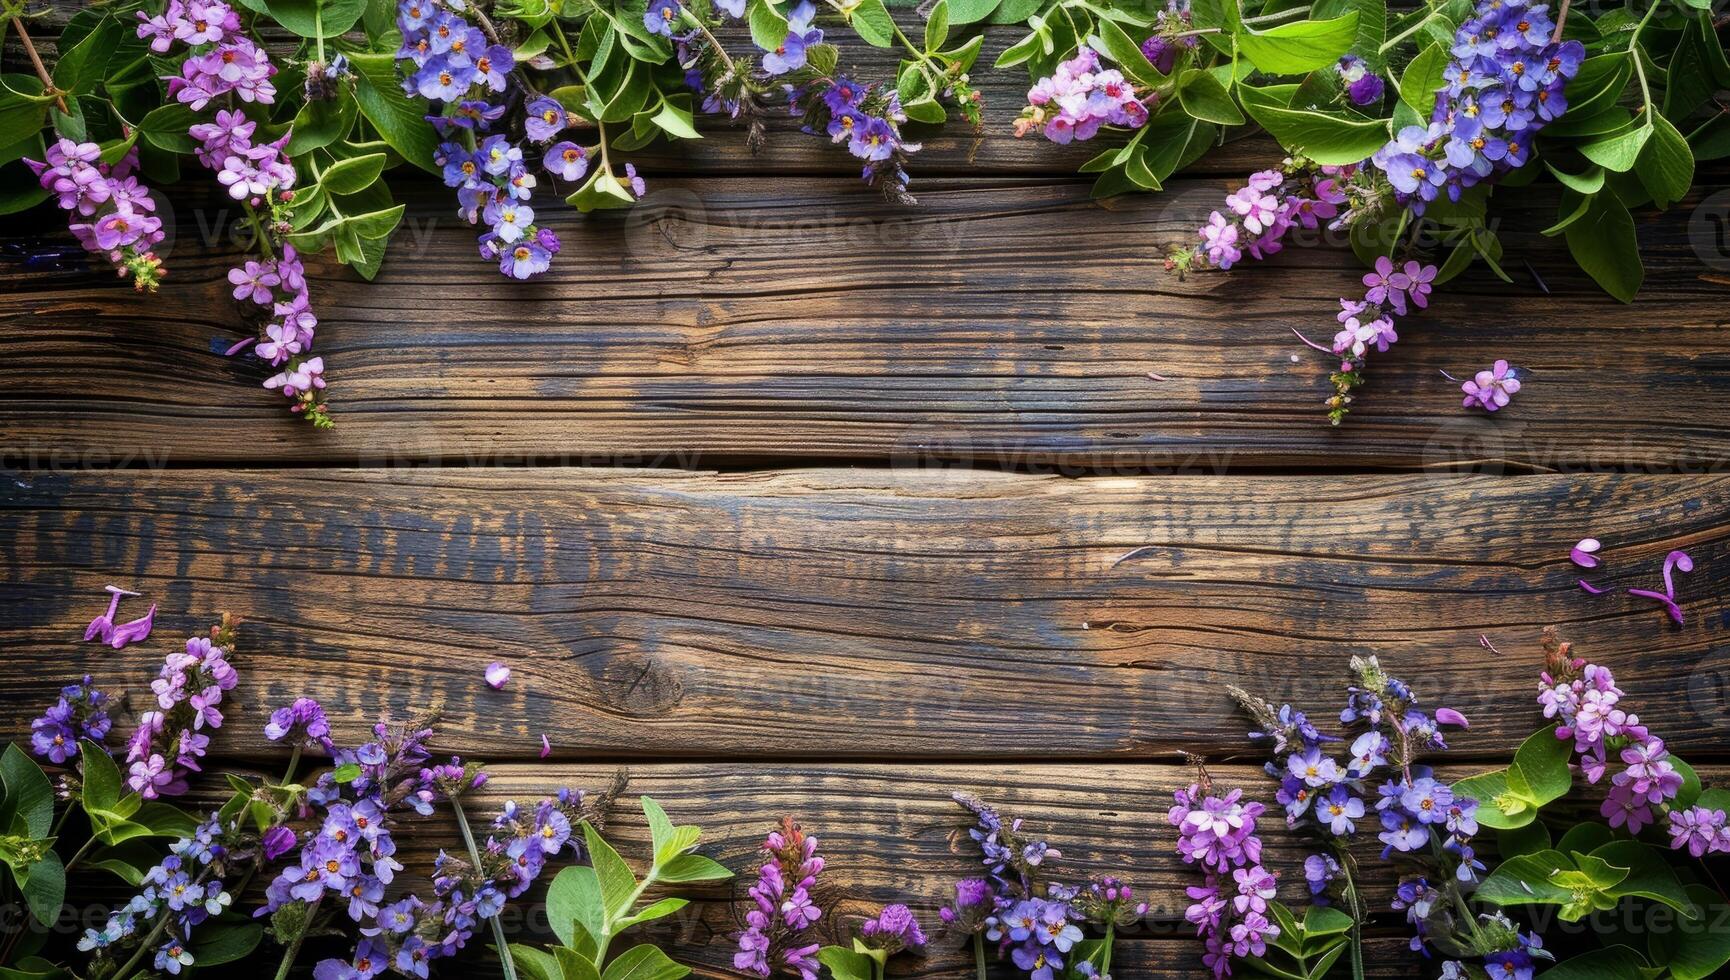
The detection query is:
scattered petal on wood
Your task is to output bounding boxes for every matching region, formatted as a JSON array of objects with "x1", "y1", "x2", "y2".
[
  {"x1": 1570, "y1": 538, "x2": 1601, "y2": 569},
  {"x1": 485, "y1": 662, "x2": 511, "y2": 689}
]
